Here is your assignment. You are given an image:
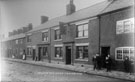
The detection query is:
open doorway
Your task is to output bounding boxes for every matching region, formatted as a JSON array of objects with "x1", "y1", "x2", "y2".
[
  {"x1": 66, "y1": 46, "x2": 72, "y2": 64},
  {"x1": 101, "y1": 46, "x2": 110, "y2": 68}
]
